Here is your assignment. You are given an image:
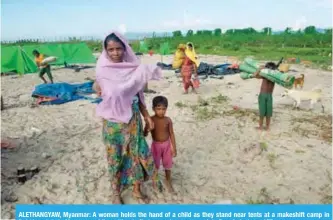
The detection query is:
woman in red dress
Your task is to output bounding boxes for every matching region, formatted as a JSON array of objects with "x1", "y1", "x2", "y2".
[{"x1": 181, "y1": 42, "x2": 199, "y2": 94}]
